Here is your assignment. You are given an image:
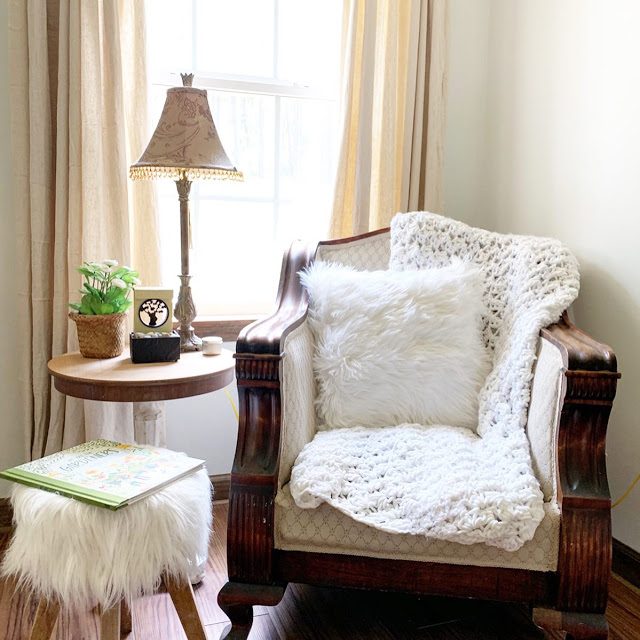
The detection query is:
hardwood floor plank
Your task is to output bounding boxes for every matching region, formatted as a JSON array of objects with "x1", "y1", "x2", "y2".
[
  {"x1": 192, "y1": 502, "x2": 231, "y2": 626},
  {"x1": 610, "y1": 574, "x2": 640, "y2": 621},
  {"x1": 205, "y1": 615, "x2": 281, "y2": 640},
  {"x1": 0, "y1": 535, "x2": 29, "y2": 640},
  {"x1": 605, "y1": 575, "x2": 640, "y2": 640},
  {"x1": 51, "y1": 606, "x2": 101, "y2": 640},
  {"x1": 131, "y1": 592, "x2": 188, "y2": 640},
  {"x1": 269, "y1": 584, "x2": 399, "y2": 640},
  {"x1": 0, "y1": 576, "x2": 38, "y2": 640}
]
